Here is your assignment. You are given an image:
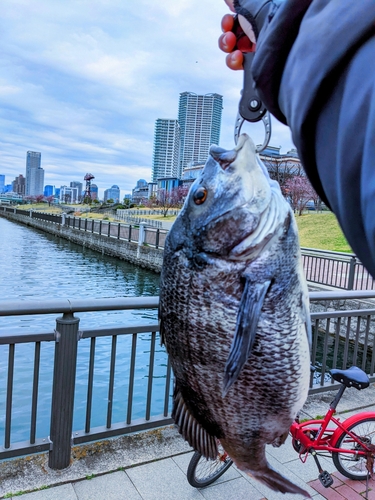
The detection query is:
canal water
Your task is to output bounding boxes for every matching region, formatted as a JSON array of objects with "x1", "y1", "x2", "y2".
[{"x1": 0, "y1": 217, "x2": 164, "y2": 444}]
